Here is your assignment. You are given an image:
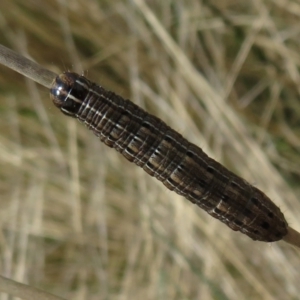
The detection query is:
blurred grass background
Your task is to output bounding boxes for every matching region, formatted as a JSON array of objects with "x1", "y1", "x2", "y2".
[{"x1": 0, "y1": 0, "x2": 299, "y2": 299}]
